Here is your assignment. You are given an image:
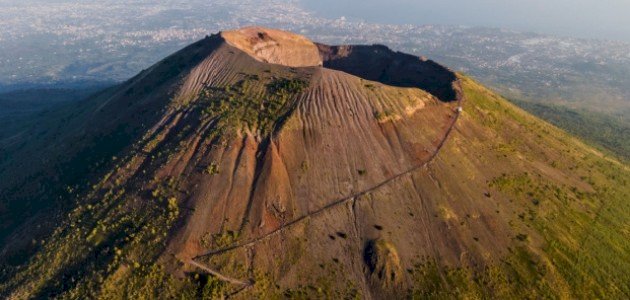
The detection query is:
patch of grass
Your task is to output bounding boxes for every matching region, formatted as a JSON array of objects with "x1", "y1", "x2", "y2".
[
  {"x1": 0, "y1": 173, "x2": 185, "y2": 298},
  {"x1": 300, "y1": 161, "x2": 309, "y2": 172},
  {"x1": 204, "y1": 162, "x2": 220, "y2": 175},
  {"x1": 211, "y1": 230, "x2": 240, "y2": 248},
  {"x1": 513, "y1": 99, "x2": 630, "y2": 161},
  {"x1": 197, "y1": 75, "x2": 309, "y2": 136},
  {"x1": 408, "y1": 246, "x2": 558, "y2": 299},
  {"x1": 373, "y1": 110, "x2": 396, "y2": 122},
  {"x1": 455, "y1": 76, "x2": 630, "y2": 298}
]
